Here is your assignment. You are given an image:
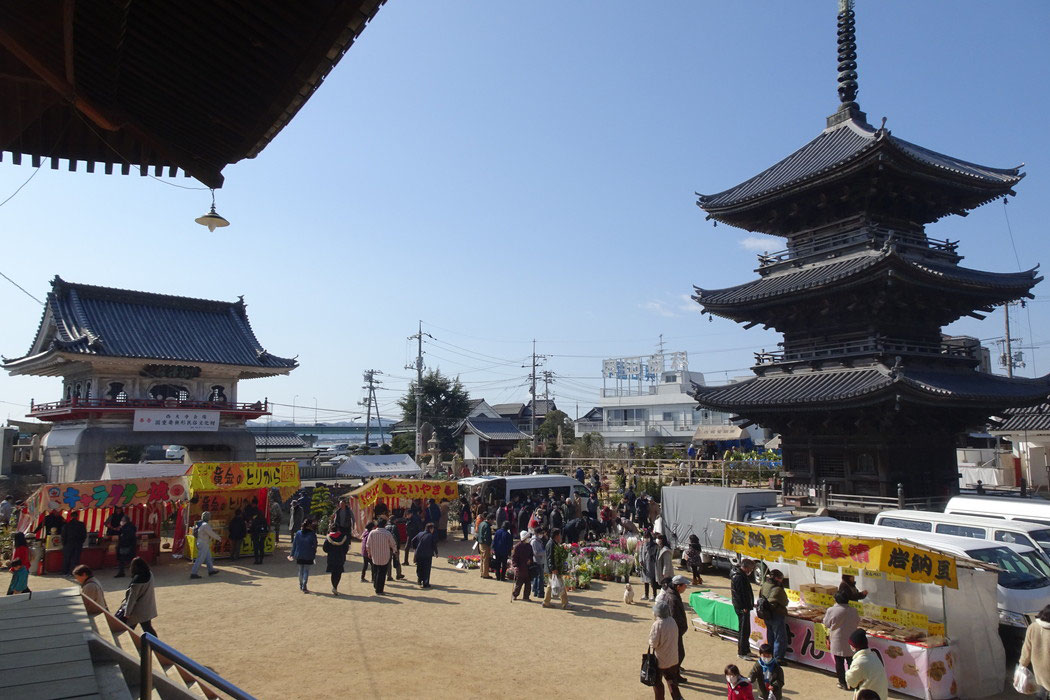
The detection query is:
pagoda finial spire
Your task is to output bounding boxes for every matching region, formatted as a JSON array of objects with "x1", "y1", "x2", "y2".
[
  {"x1": 828, "y1": 0, "x2": 867, "y2": 127},
  {"x1": 837, "y1": 0, "x2": 858, "y2": 106}
]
